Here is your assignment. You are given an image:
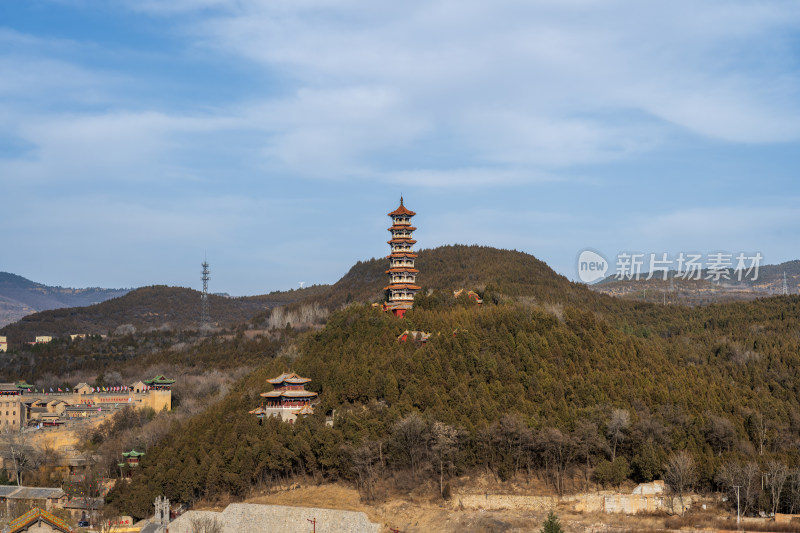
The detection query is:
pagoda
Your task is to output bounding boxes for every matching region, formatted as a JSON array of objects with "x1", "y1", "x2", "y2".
[
  {"x1": 384, "y1": 197, "x2": 421, "y2": 317},
  {"x1": 250, "y1": 373, "x2": 318, "y2": 424}
]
